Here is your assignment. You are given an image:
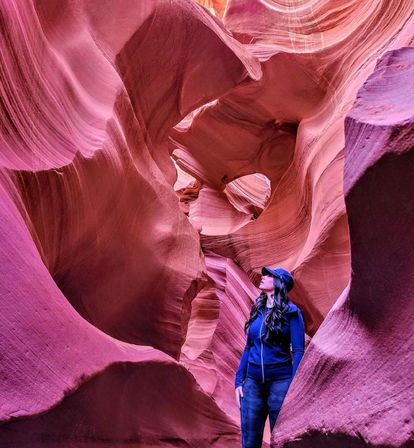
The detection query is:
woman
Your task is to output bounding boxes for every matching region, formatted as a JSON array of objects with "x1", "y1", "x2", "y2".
[{"x1": 235, "y1": 267, "x2": 305, "y2": 448}]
